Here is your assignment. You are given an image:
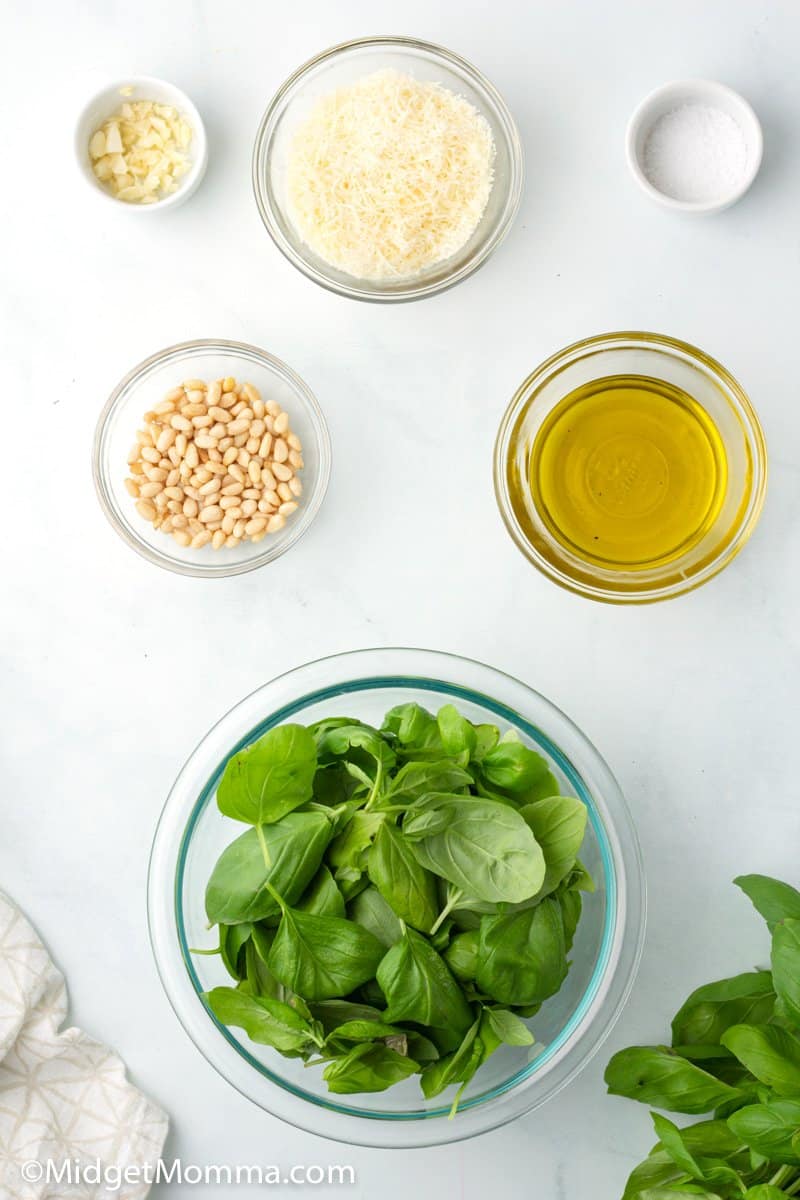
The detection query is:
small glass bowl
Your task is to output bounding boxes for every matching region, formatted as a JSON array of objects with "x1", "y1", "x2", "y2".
[
  {"x1": 252, "y1": 36, "x2": 524, "y2": 303},
  {"x1": 494, "y1": 332, "x2": 767, "y2": 604},
  {"x1": 93, "y1": 339, "x2": 331, "y2": 577},
  {"x1": 147, "y1": 648, "x2": 645, "y2": 1148}
]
